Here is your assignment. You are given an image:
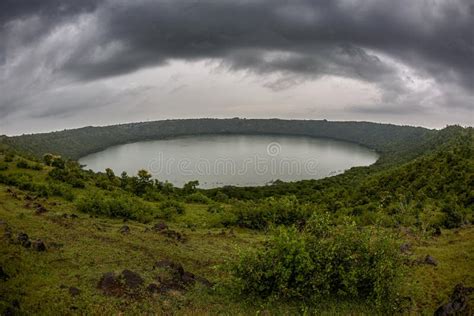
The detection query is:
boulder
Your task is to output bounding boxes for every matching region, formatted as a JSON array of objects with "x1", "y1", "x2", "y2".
[
  {"x1": 400, "y1": 243, "x2": 411, "y2": 254},
  {"x1": 121, "y1": 269, "x2": 144, "y2": 289},
  {"x1": 119, "y1": 225, "x2": 130, "y2": 234},
  {"x1": 69, "y1": 287, "x2": 81, "y2": 297},
  {"x1": 17, "y1": 233, "x2": 31, "y2": 248},
  {"x1": 425, "y1": 255, "x2": 438, "y2": 266},
  {"x1": 152, "y1": 222, "x2": 168, "y2": 232},
  {"x1": 32, "y1": 239, "x2": 47, "y2": 252},
  {"x1": 0, "y1": 266, "x2": 9, "y2": 281},
  {"x1": 35, "y1": 205, "x2": 48, "y2": 215},
  {"x1": 97, "y1": 272, "x2": 124, "y2": 296},
  {"x1": 434, "y1": 283, "x2": 474, "y2": 316}
]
